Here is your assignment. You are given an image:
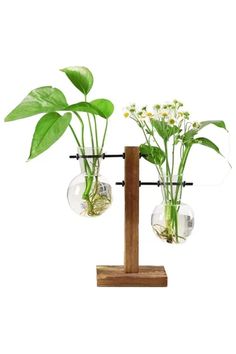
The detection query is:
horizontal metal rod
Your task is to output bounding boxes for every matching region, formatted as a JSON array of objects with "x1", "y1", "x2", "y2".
[
  {"x1": 69, "y1": 153, "x2": 125, "y2": 159},
  {"x1": 68, "y1": 153, "x2": 155, "y2": 160},
  {"x1": 116, "y1": 181, "x2": 193, "y2": 187}
]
